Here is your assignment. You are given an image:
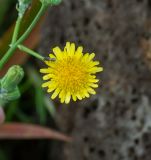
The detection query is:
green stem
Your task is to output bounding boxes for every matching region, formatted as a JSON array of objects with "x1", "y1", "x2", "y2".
[
  {"x1": 18, "y1": 44, "x2": 44, "y2": 61},
  {"x1": 0, "y1": 4, "x2": 47, "y2": 70},
  {"x1": 11, "y1": 17, "x2": 22, "y2": 44}
]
